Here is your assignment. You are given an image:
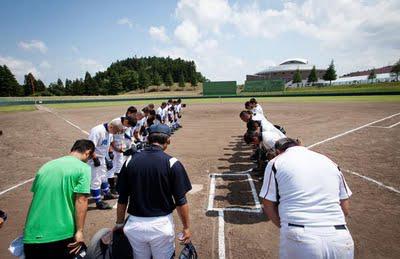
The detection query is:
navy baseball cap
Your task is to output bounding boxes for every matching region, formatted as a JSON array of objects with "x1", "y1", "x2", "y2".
[{"x1": 148, "y1": 124, "x2": 171, "y2": 136}]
